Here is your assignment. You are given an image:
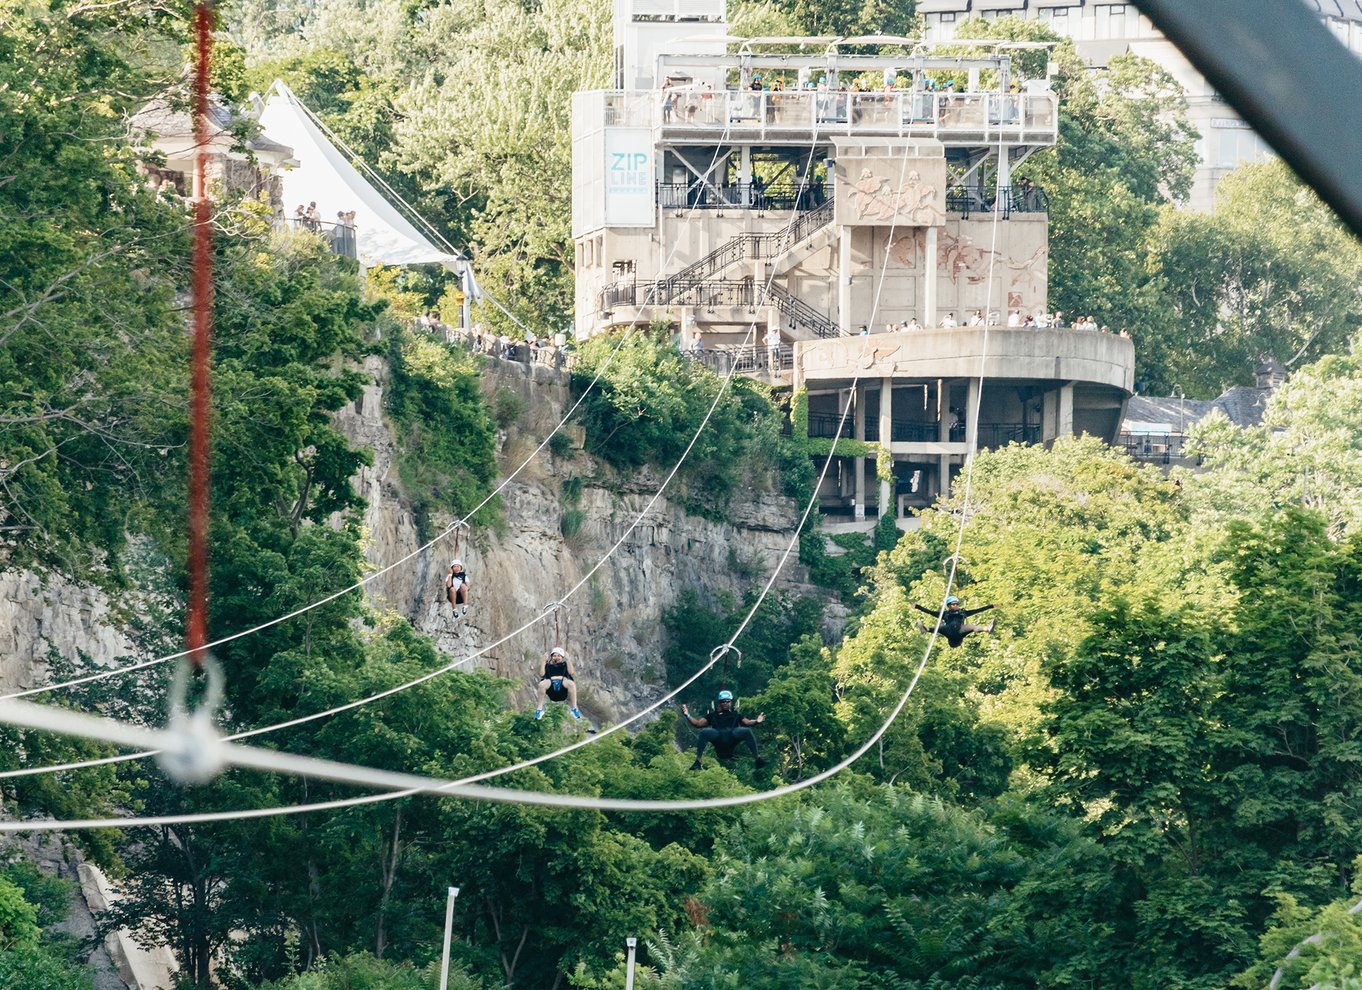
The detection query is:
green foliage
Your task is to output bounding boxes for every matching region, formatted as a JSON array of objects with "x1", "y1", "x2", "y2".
[
  {"x1": 255, "y1": 952, "x2": 480, "y2": 989},
  {"x1": 385, "y1": 326, "x2": 497, "y2": 533},
  {"x1": 1145, "y1": 162, "x2": 1362, "y2": 395},
  {"x1": 571, "y1": 329, "x2": 796, "y2": 513},
  {"x1": 0, "y1": 0, "x2": 187, "y2": 572}
]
